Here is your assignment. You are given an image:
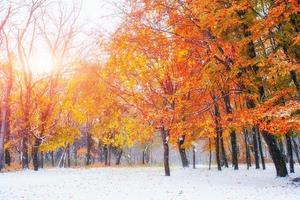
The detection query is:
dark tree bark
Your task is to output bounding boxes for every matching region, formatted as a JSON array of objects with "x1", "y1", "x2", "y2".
[
  {"x1": 115, "y1": 149, "x2": 123, "y2": 165},
  {"x1": 22, "y1": 135, "x2": 29, "y2": 169},
  {"x1": 66, "y1": 145, "x2": 70, "y2": 168},
  {"x1": 222, "y1": 90, "x2": 238, "y2": 169},
  {"x1": 5, "y1": 148, "x2": 11, "y2": 166},
  {"x1": 40, "y1": 152, "x2": 44, "y2": 168},
  {"x1": 32, "y1": 138, "x2": 41, "y2": 171},
  {"x1": 220, "y1": 135, "x2": 228, "y2": 168},
  {"x1": 104, "y1": 144, "x2": 108, "y2": 166},
  {"x1": 86, "y1": 133, "x2": 92, "y2": 166},
  {"x1": 256, "y1": 128, "x2": 266, "y2": 170},
  {"x1": 292, "y1": 137, "x2": 300, "y2": 165},
  {"x1": 108, "y1": 145, "x2": 112, "y2": 166},
  {"x1": 213, "y1": 94, "x2": 222, "y2": 171},
  {"x1": 230, "y1": 130, "x2": 238, "y2": 170},
  {"x1": 244, "y1": 130, "x2": 251, "y2": 169},
  {"x1": 192, "y1": 146, "x2": 196, "y2": 169},
  {"x1": 209, "y1": 138, "x2": 212, "y2": 170},
  {"x1": 51, "y1": 151, "x2": 55, "y2": 167},
  {"x1": 279, "y1": 138, "x2": 287, "y2": 163},
  {"x1": 161, "y1": 126, "x2": 170, "y2": 176},
  {"x1": 290, "y1": 70, "x2": 300, "y2": 97},
  {"x1": 262, "y1": 131, "x2": 288, "y2": 177},
  {"x1": 252, "y1": 127, "x2": 260, "y2": 169},
  {"x1": 178, "y1": 135, "x2": 189, "y2": 167},
  {"x1": 286, "y1": 134, "x2": 295, "y2": 173}
]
